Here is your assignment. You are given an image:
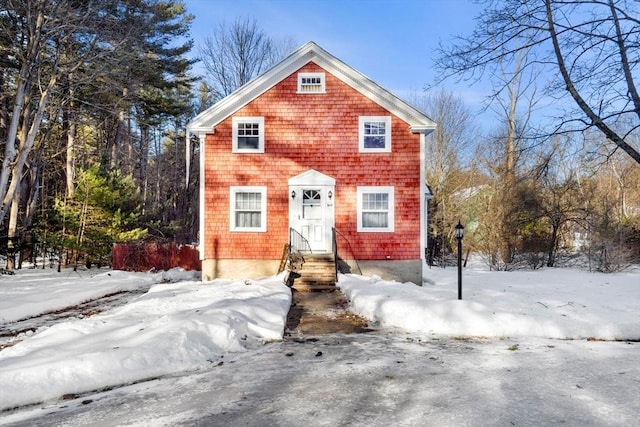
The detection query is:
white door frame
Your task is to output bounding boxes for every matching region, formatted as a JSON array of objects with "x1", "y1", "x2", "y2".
[{"x1": 288, "y1": 170, "x2": 335, "y2": 253}]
